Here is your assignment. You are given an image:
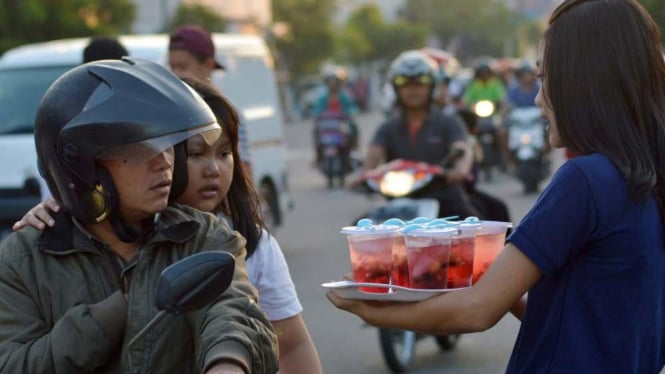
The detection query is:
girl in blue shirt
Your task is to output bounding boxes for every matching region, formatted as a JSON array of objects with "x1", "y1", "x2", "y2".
[{"x1": 328, "y1": 1, "x2": 665, "y2": 372}]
